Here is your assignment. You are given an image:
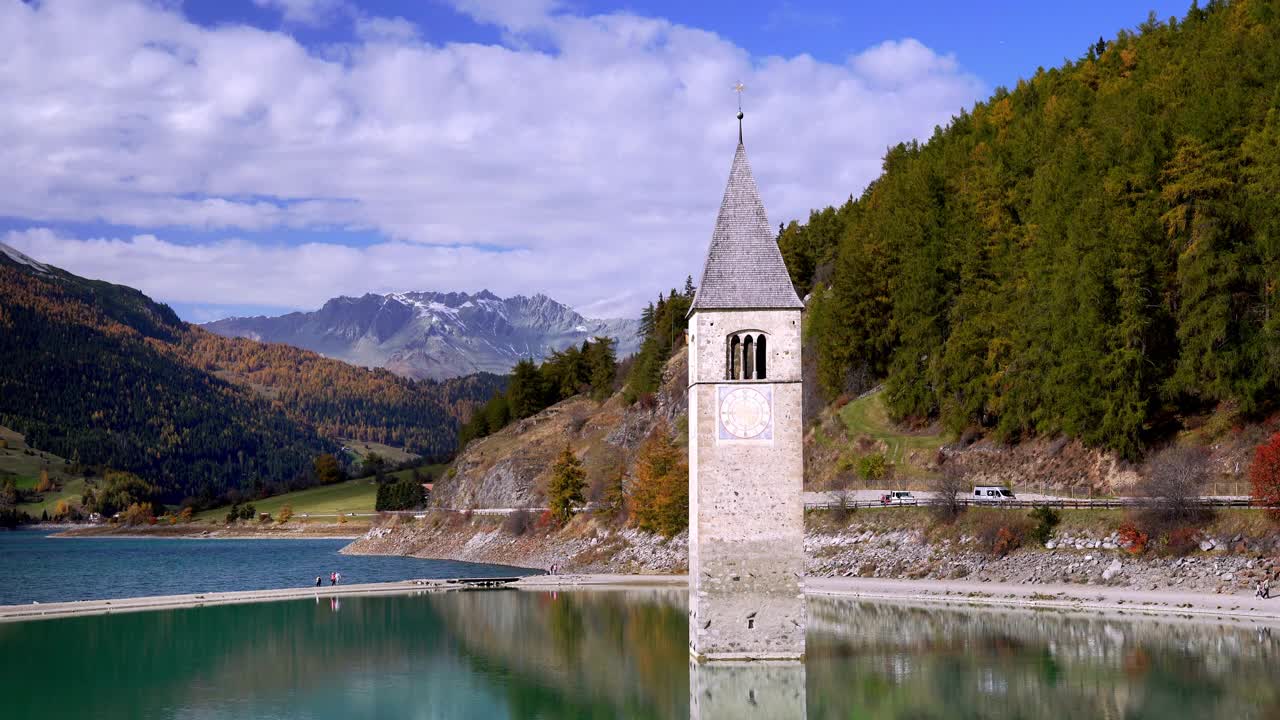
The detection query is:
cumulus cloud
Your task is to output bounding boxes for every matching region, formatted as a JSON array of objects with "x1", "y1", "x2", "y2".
[
  {"x1": 253, "y1": 0, "x2": 347, "y2": 26},
  {"x1": 3, "y1": 227, "x2": 601, "y2": 315},
  {"x1": 0, "y1": 0, "x2": 986, "y2": 319},
  {"x1": 353, "y1": 15, "x2": 419, "y2": 44},
  {"x1": 449, "y1": 0, "x2": 563, "y2": 30}
]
